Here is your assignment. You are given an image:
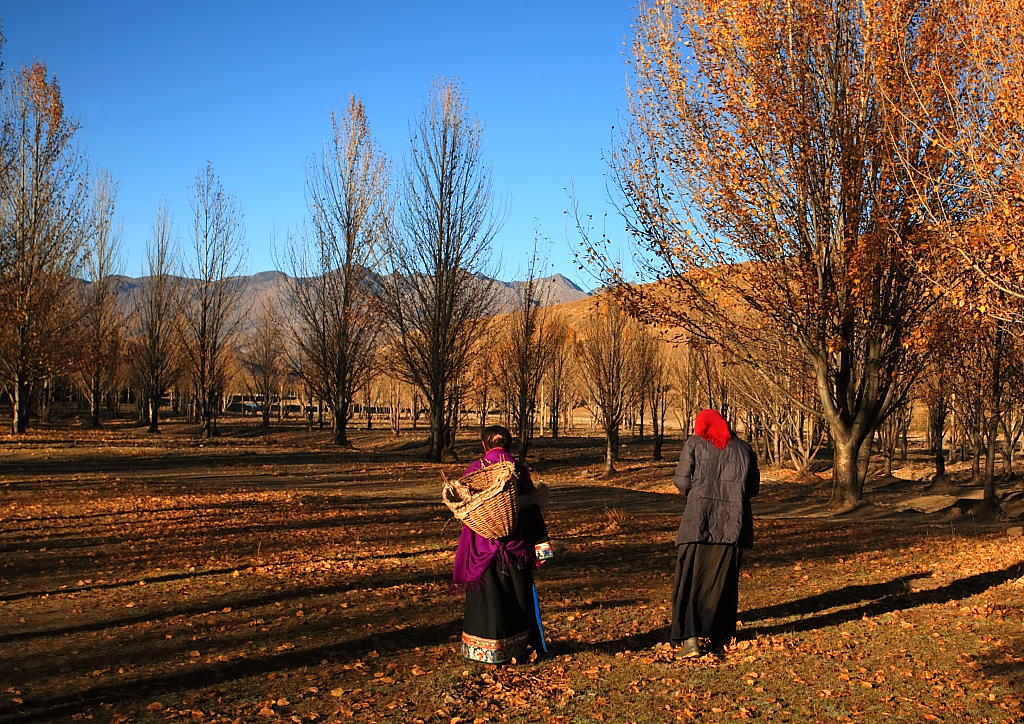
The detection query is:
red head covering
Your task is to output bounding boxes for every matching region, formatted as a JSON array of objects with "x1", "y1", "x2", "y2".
[{"x1": 694, "y1": 409, "x2": 732, "y2": 449}]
